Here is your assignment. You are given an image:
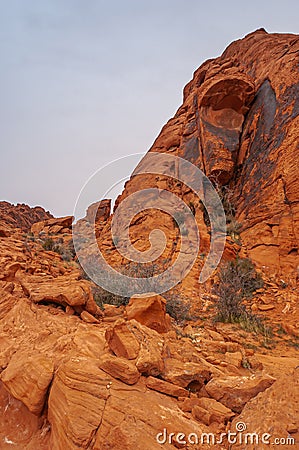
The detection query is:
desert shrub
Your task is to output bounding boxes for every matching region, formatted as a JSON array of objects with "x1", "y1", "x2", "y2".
[
  {"x1": 40, "y1": 234, "x2": 76, "y2": 261},
  {"x1": 200, "y1": 182, "x2": 243, "y2": 239},
  {"x1": 91, "y1": 284, "x2": 129, "y2": 309},
  {"x1": 218, "y1": 184, "x2": 236, "y2": 219},
  {"x1": 219, "y1": 186, "x2": 243, "y2": 239},
  {"x1": 213, "y1": 258, "x2": 268, "y2": 334},
  {"x1": 79, "y1": 262, "x2": 130, "y2": 308},
  {"x1": 42, "y1": 237, "x2": 62, "y2": 254},
  {"x1": 42, "y1": 237, "x2": 55, "y2": 251},
  {"x1": 122, "y1": 261, "x2": 157, "y2": 277},
  {"x1": 119, "y1": 259, "x2": 171, "y2": 294},
  {"x1": 79, "y1": 258, "x2": 176, "y2": 309},
  {"x1": 24, "y1": 231, "x2": 36, "y2": 242},
  {"x1": 41, "y1": 236, "x2": 75, "y2": 260},
  {"x1": 226, "y1": 217, "x2": 242, "y2": 239},
  {"x1": 79, "y1": 270, "x2": 129, "y2": 308},
  {"x1": 59, "y1": 239, "x2": 76, "y2": 262},
  {"x1": 163, "y1": 292, "x2": 191, "y2": 323}
]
